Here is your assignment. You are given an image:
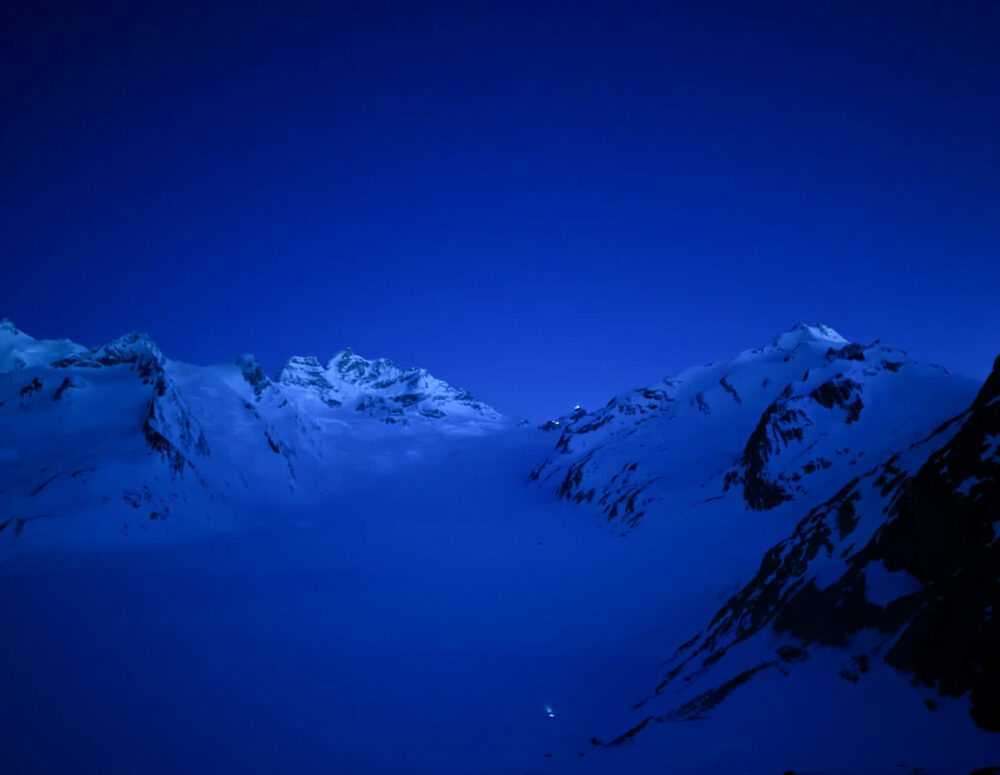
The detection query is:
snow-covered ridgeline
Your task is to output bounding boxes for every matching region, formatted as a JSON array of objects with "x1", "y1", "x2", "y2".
[
  {"x1": 0, "y1": 318, "x2": 507, "y2": 551},
  {"x1": 530, "y1": 322, "x2": 977, "y2": 529}
]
